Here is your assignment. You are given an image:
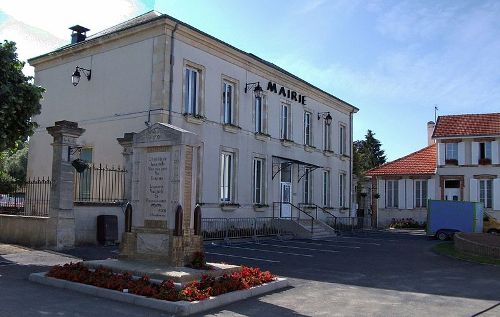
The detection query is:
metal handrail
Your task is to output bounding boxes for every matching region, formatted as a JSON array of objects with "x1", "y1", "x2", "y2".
[
  {"x1": 201, "y1": 216, "x2": 284, "y2": 242},
  {"x1": 273, "y1": 201, "x2": 314, "y2": 233}
]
